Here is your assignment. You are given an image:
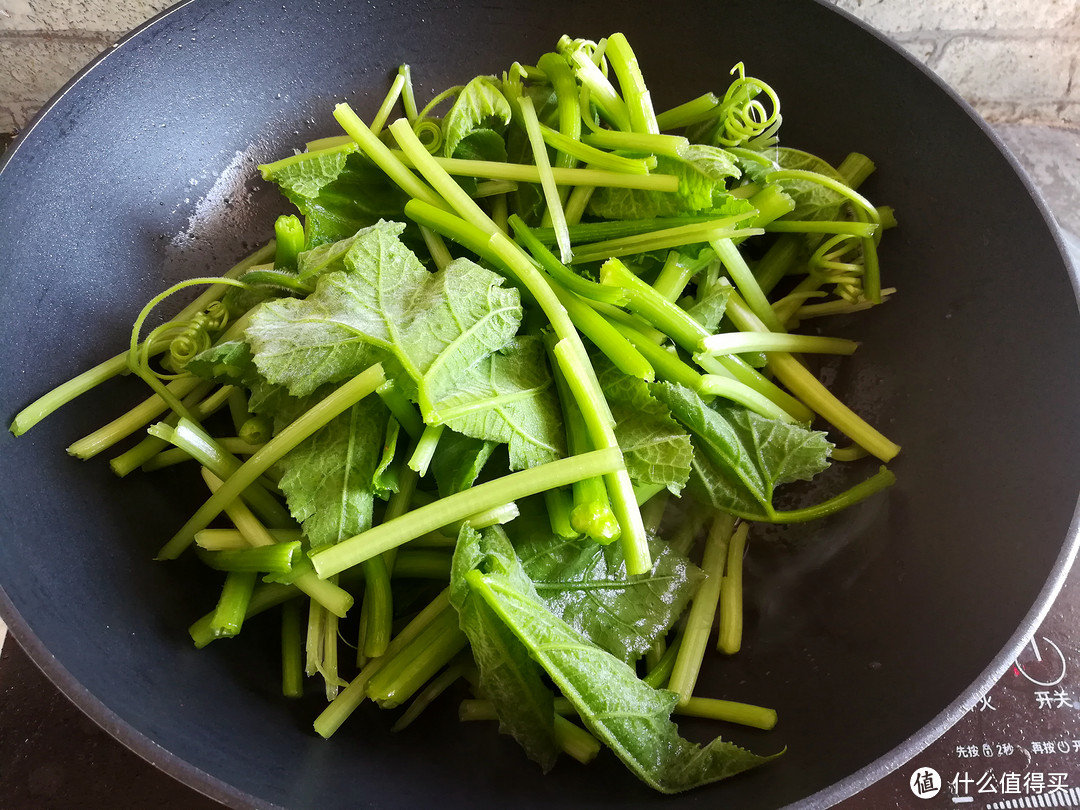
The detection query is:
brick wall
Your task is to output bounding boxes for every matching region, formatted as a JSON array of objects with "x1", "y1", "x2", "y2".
[{"x1": 0, "y1": 0, "x2": 1077, "y2": 133}]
